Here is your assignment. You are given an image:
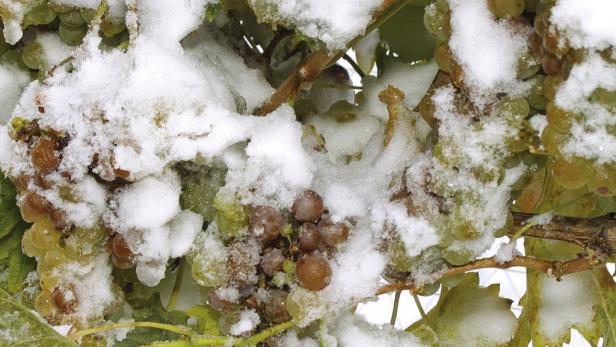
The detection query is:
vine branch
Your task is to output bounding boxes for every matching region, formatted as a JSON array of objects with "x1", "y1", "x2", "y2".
[{"x1": 377, "y1": 255, "x2": 596, "y2": 296}]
